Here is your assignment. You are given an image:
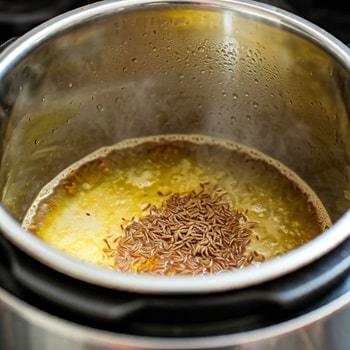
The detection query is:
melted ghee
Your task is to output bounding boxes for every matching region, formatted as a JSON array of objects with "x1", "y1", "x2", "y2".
[{"x1": 22, "y1": 134, "x2": 331, "y2": 269}]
